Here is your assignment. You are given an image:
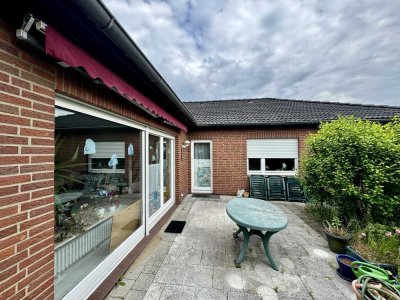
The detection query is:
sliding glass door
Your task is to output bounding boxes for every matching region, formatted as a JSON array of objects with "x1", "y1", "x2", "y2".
[
  {"x1": 55, "y1": 97, "x2": 175, "y2": 299},
  {"x1": 146, "y1": 132, "x2": 175, "y2": 229},
  {"x1": 54, "y1": 104, "x2": 145, "y2": 300}
]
